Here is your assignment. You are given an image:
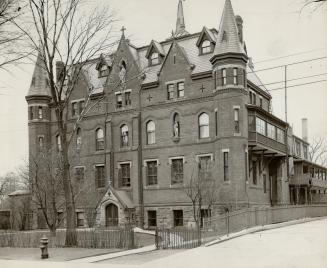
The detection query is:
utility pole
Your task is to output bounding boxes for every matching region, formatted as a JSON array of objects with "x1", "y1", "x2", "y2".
[{"x1": 284, "y1": 65, "x2": 290, "y2": 184}]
